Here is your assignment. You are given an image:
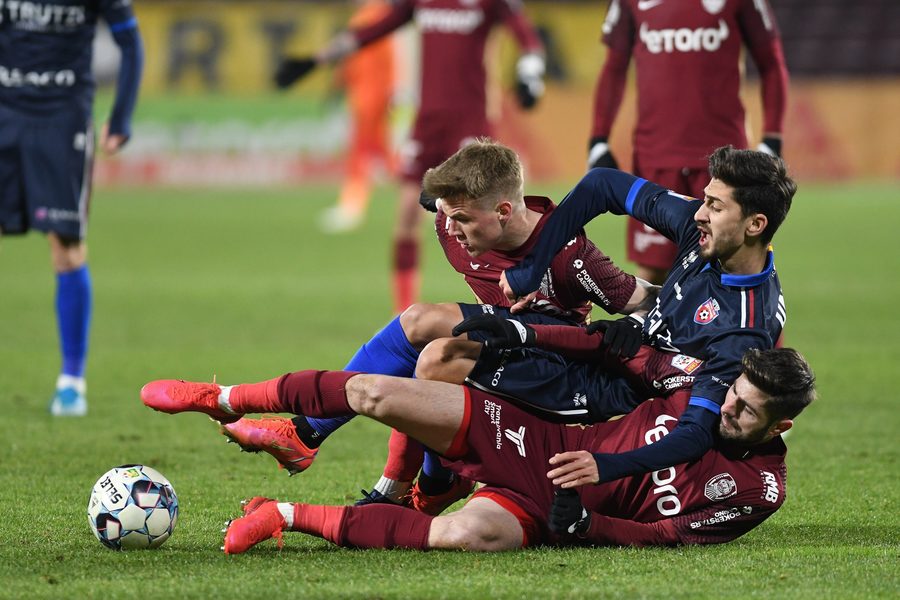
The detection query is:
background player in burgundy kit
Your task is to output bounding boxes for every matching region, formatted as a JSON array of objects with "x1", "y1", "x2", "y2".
[
  {"x1": 0, "y1": 0, "x2": 143, "y2": 416},
  {"x1": 214, "y1": 140, "x2": 657, "y2": 508},
  {"x1": 138, "y1": 346, "x2": 815, "y2": 552},
  {"x1": 588, "y1": 0, "x2": 789, "y2": 284},
  {"x1": 308, "y1": 0, "x2": 546, "y2": 313}
]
